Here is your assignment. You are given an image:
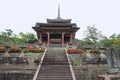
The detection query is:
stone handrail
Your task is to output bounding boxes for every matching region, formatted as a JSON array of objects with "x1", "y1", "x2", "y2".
[
  {"x1": 65, "y1": 48, "x2": 76, "y2": 80},
  {"x1": 32, "y1": 48, "x2": 47, "y2": 80}
]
